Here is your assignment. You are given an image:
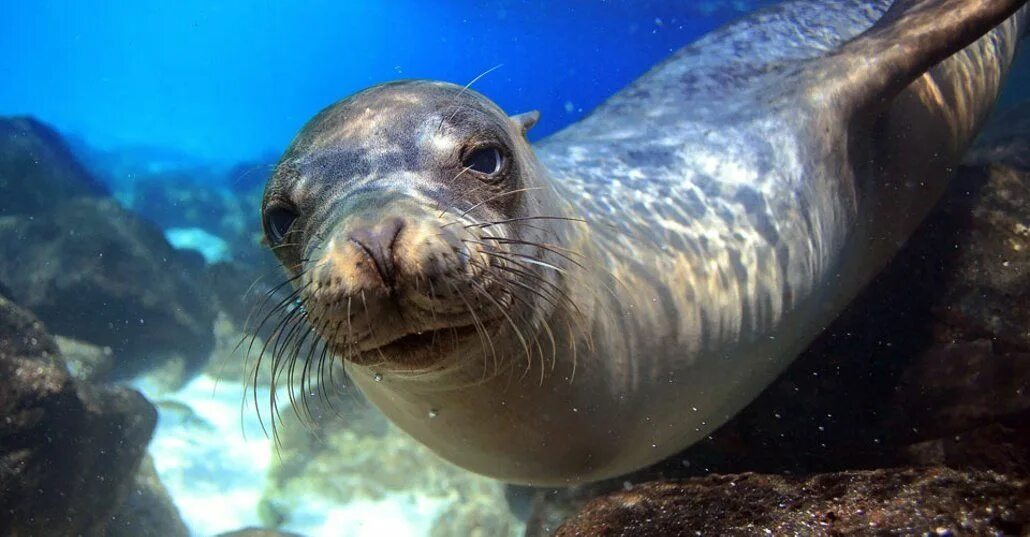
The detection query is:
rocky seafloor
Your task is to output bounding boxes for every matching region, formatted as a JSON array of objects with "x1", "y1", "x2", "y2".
[{"x1": 0, "y1": 96, "x2": 1028, "y2": 535}]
